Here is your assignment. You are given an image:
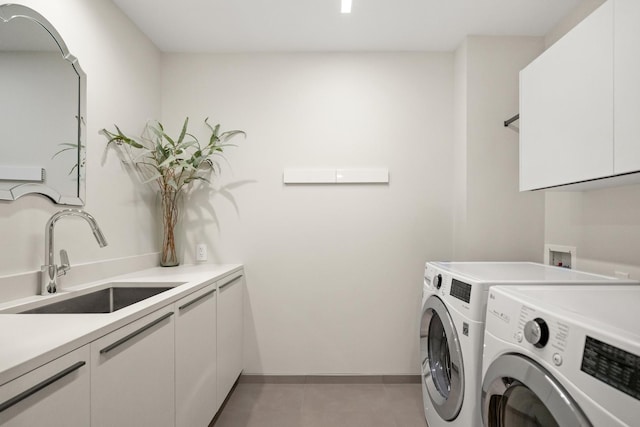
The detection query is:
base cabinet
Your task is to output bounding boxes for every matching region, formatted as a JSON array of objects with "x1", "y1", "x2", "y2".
[
  {"x1": 90, "y1": 305, "x2": 175, "y2": 427},
  {"x1": 216, "y1": 272, "x2": 244, "y2": 410},
  {"x1": 175, "y1": 283, "x2": 217, "y2": 427},
  {"x1": 1, "y1": 267, "x2": 244, "y2": 427},
  {"x1": 0, "y1": 346, "x2": 90, "y2": 427}
]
